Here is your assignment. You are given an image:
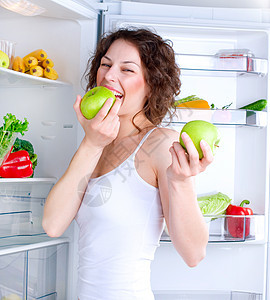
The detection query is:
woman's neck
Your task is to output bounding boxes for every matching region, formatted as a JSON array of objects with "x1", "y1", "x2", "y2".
[{"x1": 114, "y1": 114, "x2": 154, "y2": 142}]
